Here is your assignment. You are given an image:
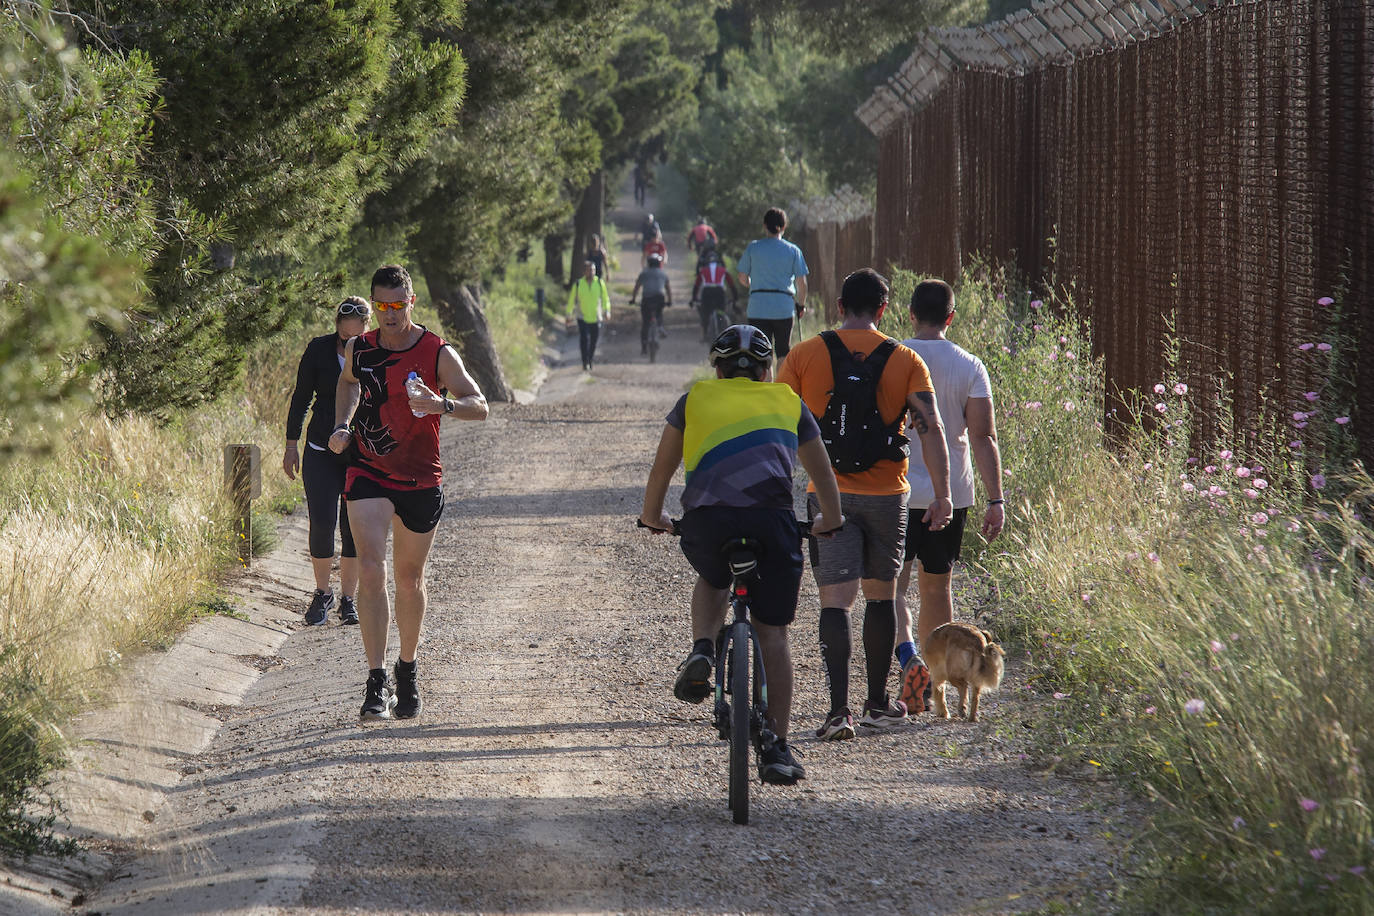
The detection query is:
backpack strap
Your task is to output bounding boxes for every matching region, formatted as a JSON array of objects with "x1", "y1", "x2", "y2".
[{"x1": 820, "y1": 330, "x2": 850, "y2": 372}]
